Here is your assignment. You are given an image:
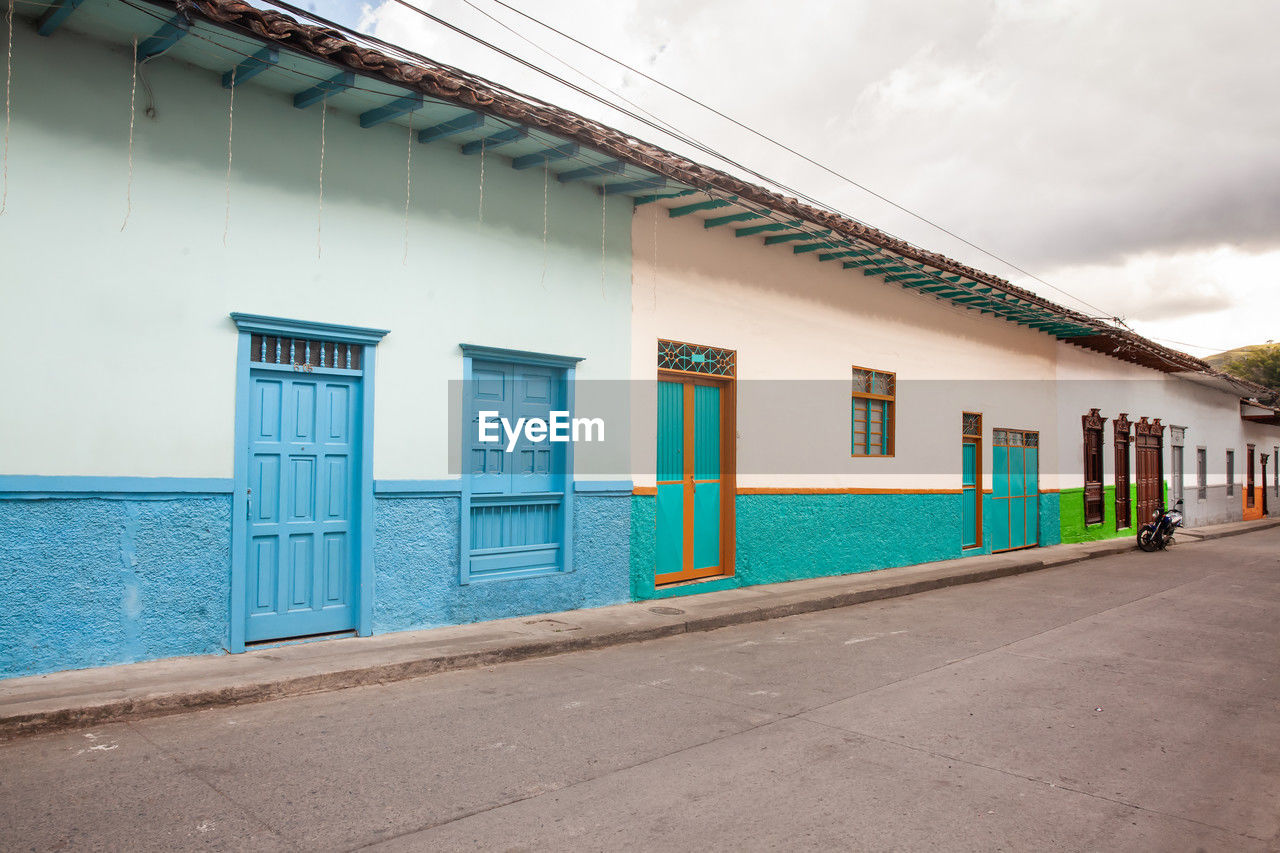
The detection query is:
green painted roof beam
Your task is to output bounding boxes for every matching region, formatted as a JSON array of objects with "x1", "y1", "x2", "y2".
[
  {"x1": 704, "y1": 211, "x2": 761, "y2": 228},
  {"x1": 632, "y1": 188, "x2": 700, "y2": 206},
  {"x1": 735, "y1": 221, "x2": 798, "y2": 237},
  {"x1": 766, "y1": 231, "x2": 826, "y2": 246},
  {"x1": 669, "y1": 198, "x2": 733, "y2": 217},
  {"x1": 794, "y1": 240, "x2": 848, "y2": 254},
  {"x1": 818, "y1": 250, "x2": 862, "y2": 262}
]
